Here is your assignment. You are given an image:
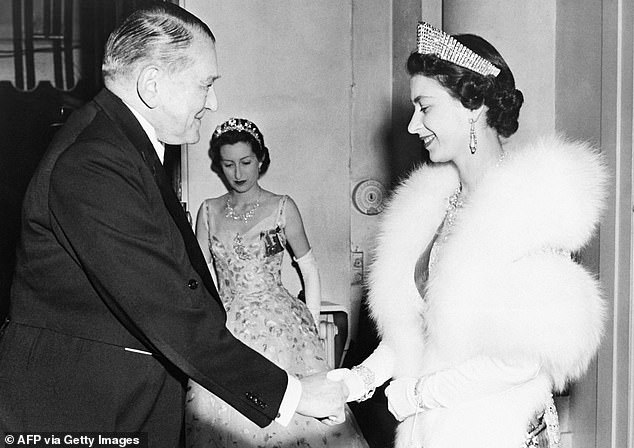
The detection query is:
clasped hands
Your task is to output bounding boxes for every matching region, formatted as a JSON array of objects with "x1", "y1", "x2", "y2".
[
  {"x1": 296, "y1": 371, "x2": 348, "y2": 426},
  {"x1": 328, "y1": 368, "x2": 425, "y2": 422},
  {"x1": 297, "y1": 370, "x2": 425, "y2": 425}
]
